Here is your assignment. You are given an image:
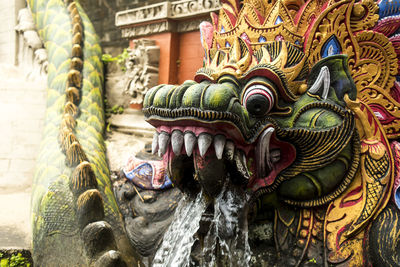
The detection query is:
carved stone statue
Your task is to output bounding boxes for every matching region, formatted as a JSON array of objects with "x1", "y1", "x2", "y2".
[
  {"x1": 124, "y1": 39, "x2": 159, "y2": 106},
  {"x1": 29, "y1": 0, "x2": 400, "y2": 266},
  {"x1": 125, "y1": 0, "x2": 400, "y2": 265},
  {"x1": 15, "y1": 7, "x2": 47, "y2": 81}
]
